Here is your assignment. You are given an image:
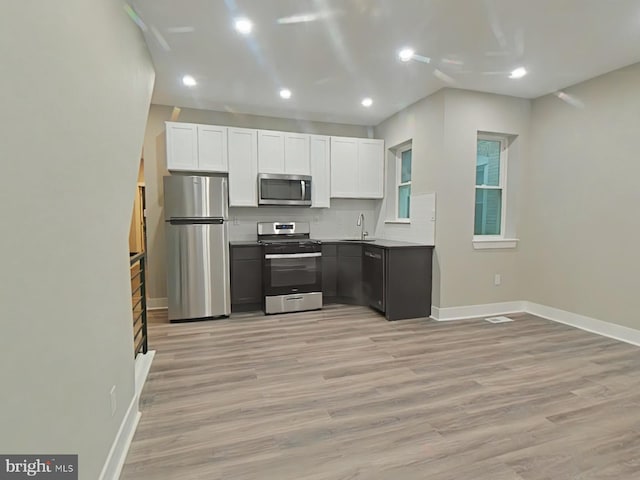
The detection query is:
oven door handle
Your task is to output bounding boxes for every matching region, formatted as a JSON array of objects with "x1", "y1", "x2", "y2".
[{"x1": 264, "y1": 252, "x2": 322, "y2": 259}]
